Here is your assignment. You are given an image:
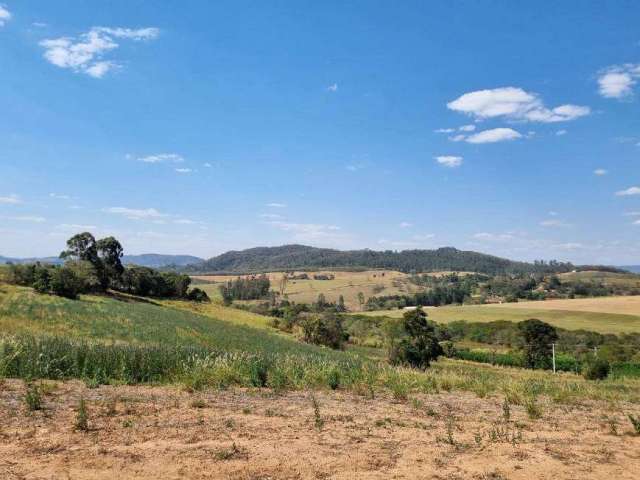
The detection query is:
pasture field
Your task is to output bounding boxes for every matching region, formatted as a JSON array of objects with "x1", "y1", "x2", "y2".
[
  {"x1": 193, "y1": 270, "x2": 424, "y2": 309},
  {"x1": 559, "y1": 270, "x2": 640, "y2": 288},
  {"x1": 358, "y1": 302, "x2": 640, "y2": 334}
]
